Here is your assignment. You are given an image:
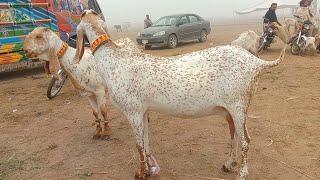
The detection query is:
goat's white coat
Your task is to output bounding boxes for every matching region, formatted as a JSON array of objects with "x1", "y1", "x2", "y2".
[
  {"x1": 305, "y1": 37, "x2": 317, "y2": 55},
  {"x1": 74, "y1": 10, "x2": 286, "y2": 180},
  {"x1": 24, "y1": 28, "x2": 140, "y2": 138},
  {"x1": 231, "y1": 30, "x2": 260, "y2": 55}
]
